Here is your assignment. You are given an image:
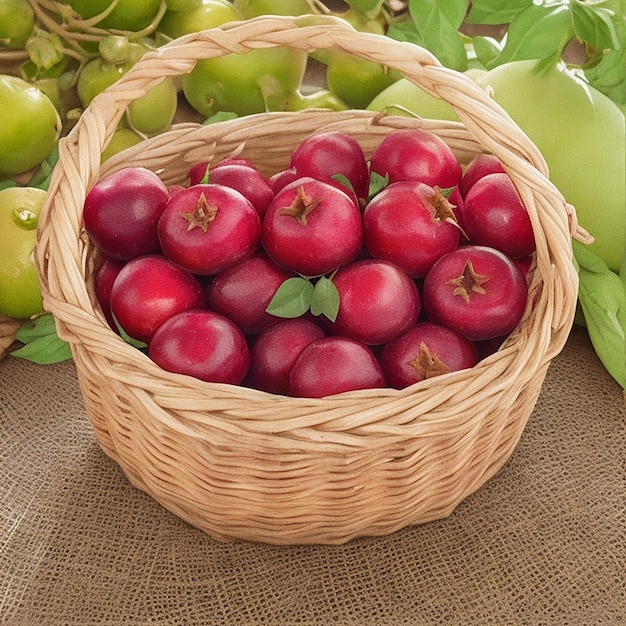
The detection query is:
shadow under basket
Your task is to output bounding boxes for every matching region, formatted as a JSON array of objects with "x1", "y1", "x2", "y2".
[{"x1": 36, "y1": 15, "x2": 580, "y2": 545}]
